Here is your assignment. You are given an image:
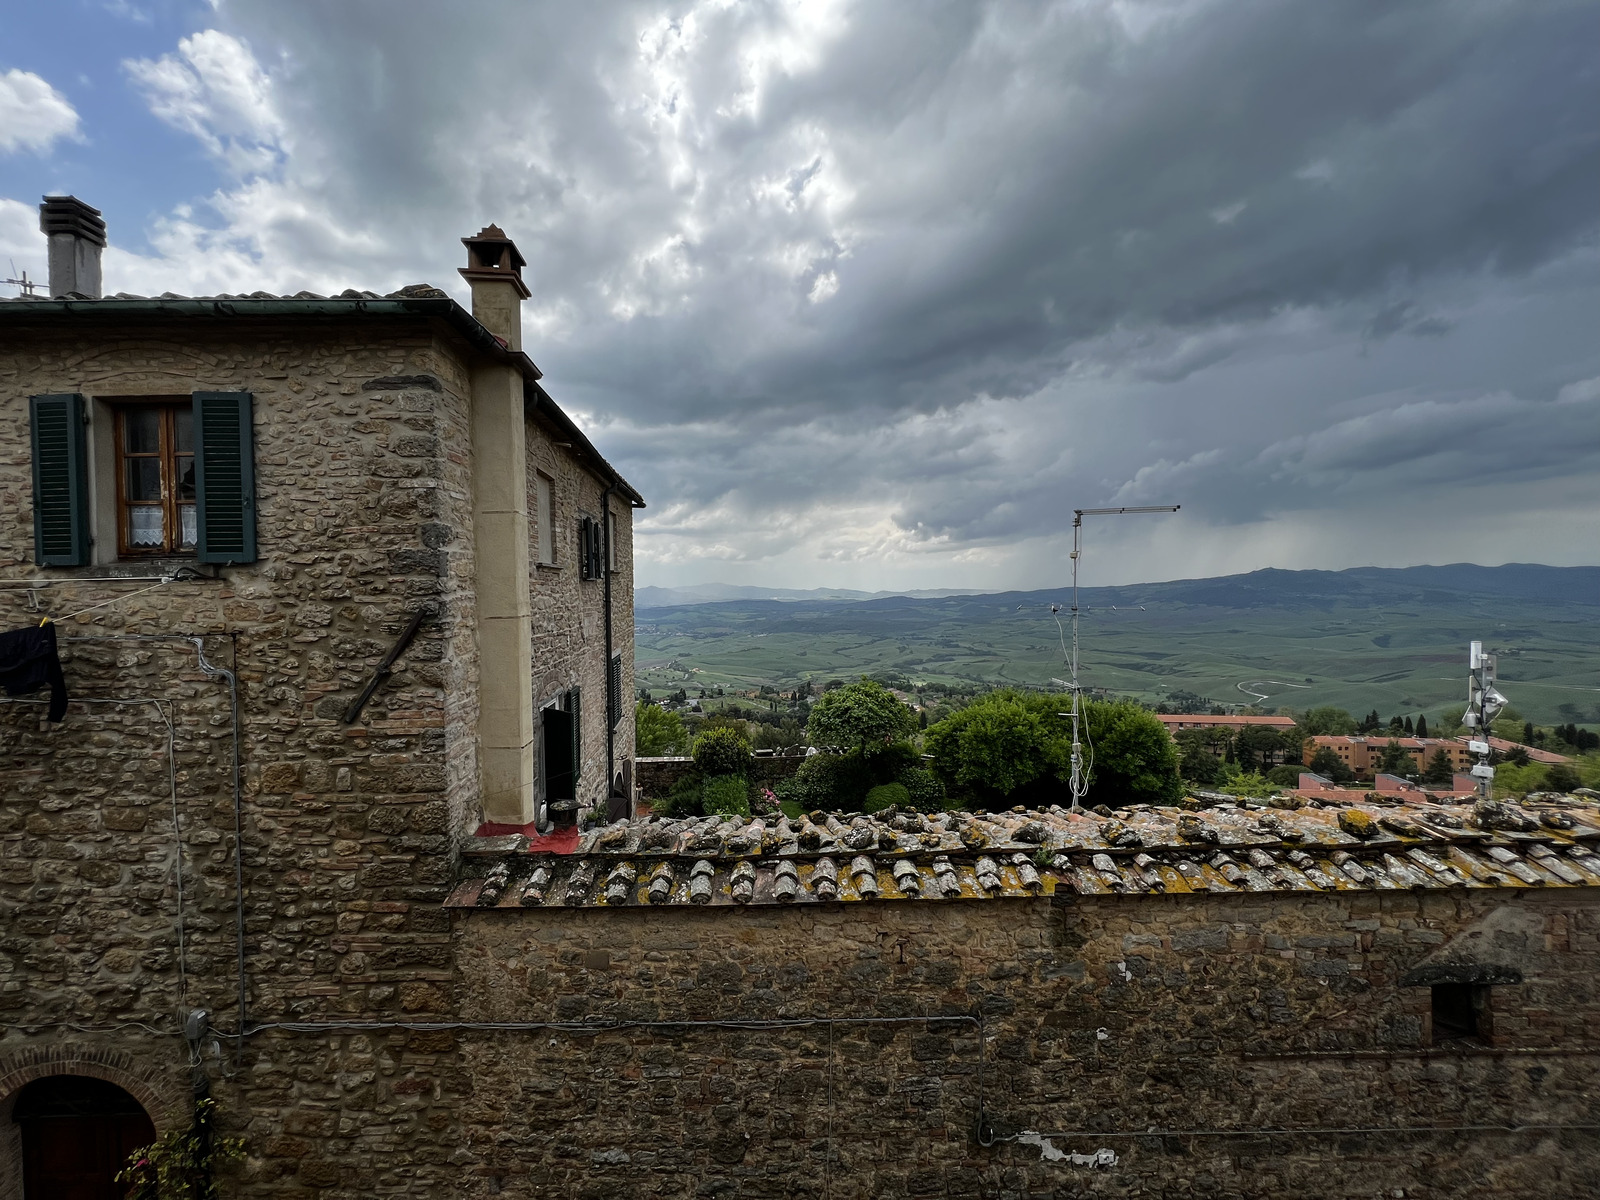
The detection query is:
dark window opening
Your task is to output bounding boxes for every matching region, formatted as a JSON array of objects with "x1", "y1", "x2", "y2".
[
  {"x1": 543, "y1": 705, "x2": 574, "y2": 804},
  {"x1": 1432, "y1": 982, "x2": 1484, "y2": 1041}
]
